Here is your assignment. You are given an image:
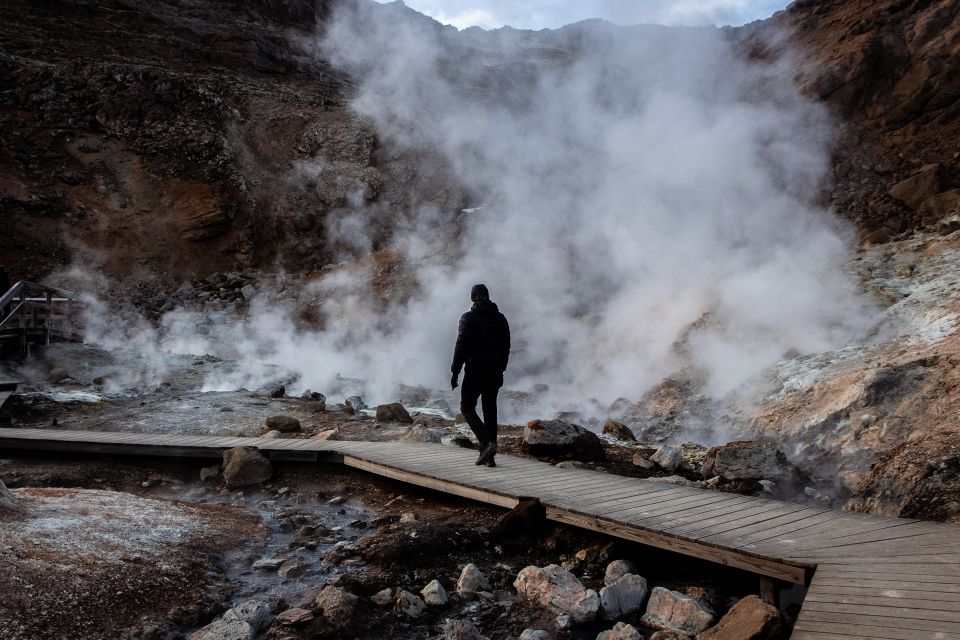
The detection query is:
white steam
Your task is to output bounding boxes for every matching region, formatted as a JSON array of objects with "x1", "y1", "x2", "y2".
[{"x1": 70, "y1": 3, "x2": 878, "y2": 428}]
